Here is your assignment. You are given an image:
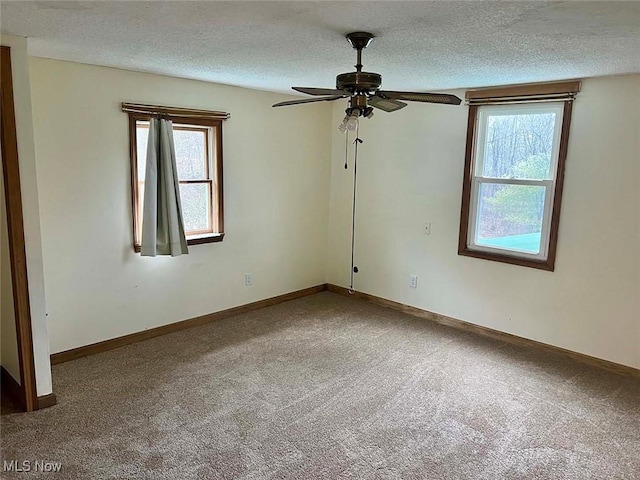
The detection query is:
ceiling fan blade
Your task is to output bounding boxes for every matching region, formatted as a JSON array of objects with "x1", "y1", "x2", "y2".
[
  {"x1": 292, "y1": 87, "x2": 350, "y2": 96},
  {"x1": 273, "y1": 95, "x2": 346, "y2": 108},
  {"x1": 377, "y1": 91, "x2": 462, "y2": 105},
  {"x1": 369, "y1": 96, "x2": 407, "y2": 112}
]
